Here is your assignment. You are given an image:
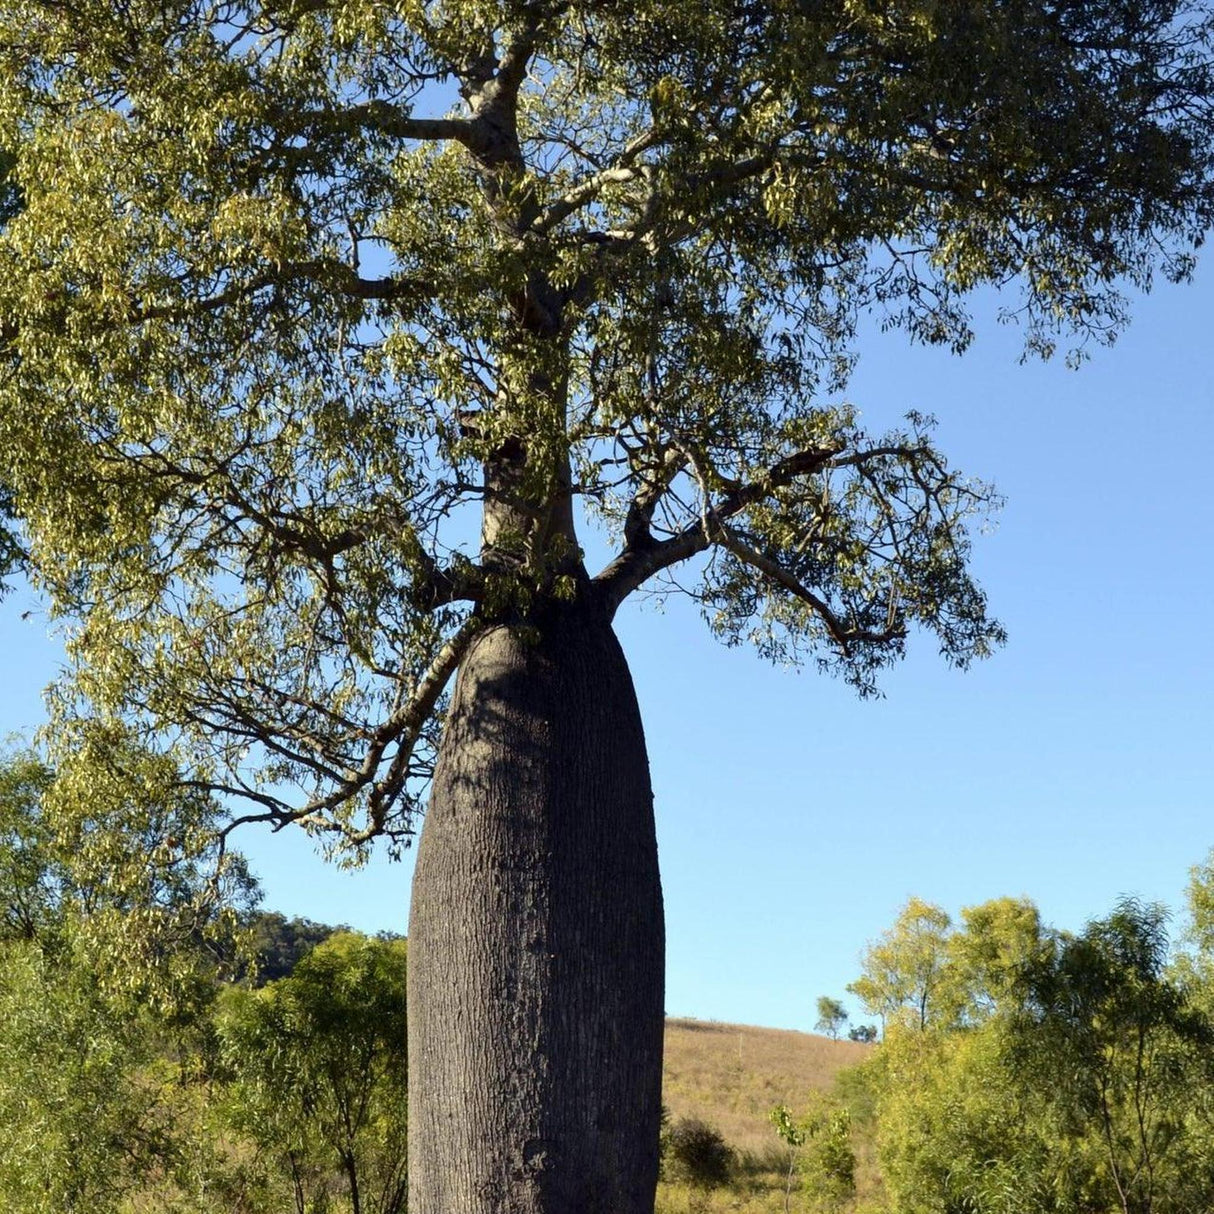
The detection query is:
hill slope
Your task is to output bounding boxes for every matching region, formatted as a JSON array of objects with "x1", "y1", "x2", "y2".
[{"x1": 663, "y1": 1017, "x2": 871, "y2": 1159}]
